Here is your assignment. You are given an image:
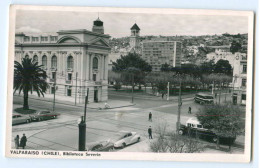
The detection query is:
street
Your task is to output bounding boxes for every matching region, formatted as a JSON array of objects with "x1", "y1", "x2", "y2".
[{"x1": 12, "y1": 90, "x2": 245, "y2": 153}]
